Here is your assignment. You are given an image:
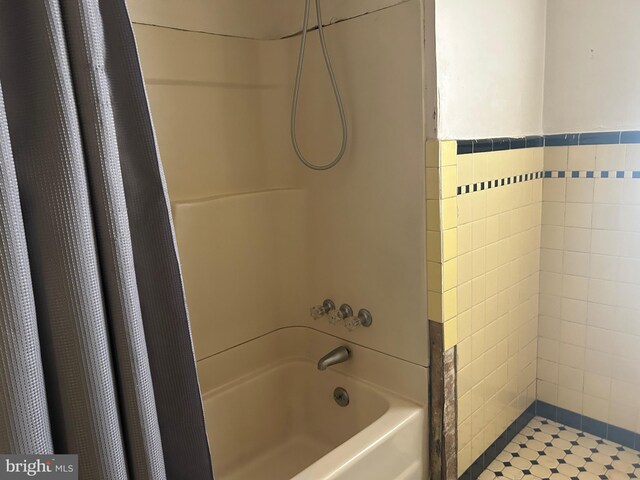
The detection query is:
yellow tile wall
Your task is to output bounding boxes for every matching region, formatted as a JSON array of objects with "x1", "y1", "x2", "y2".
[
  {"x1": 427, "y1": 140, "x2": 458, "y2": 353},
  {"x1": 457, "y1": 147, "x2": 543, "y2": 474},
  {"x1": 538, "y1": 144, "x2": 640, "y2": 435}
]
